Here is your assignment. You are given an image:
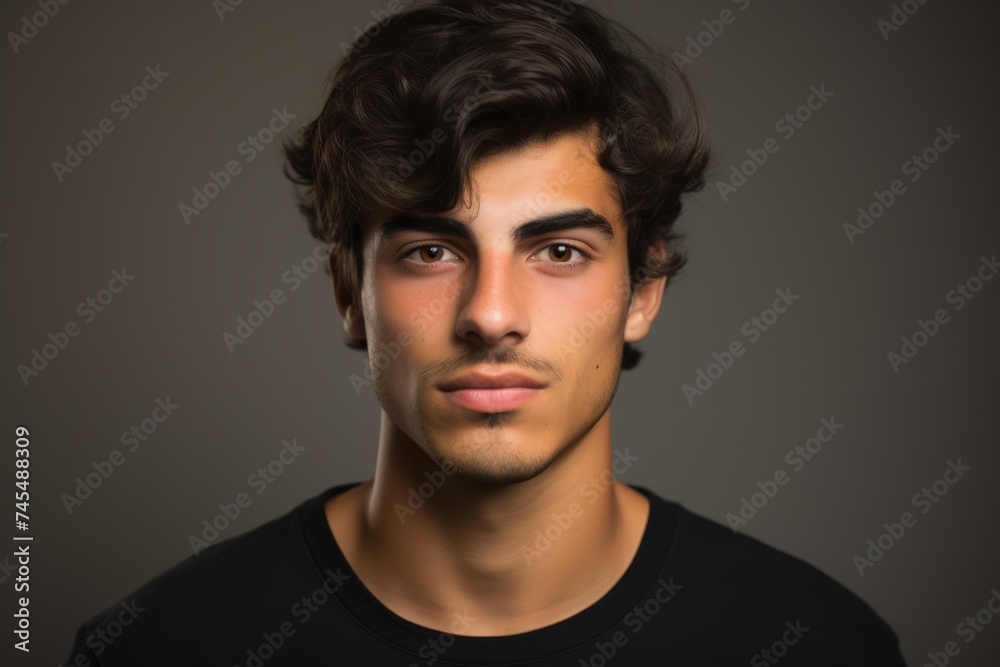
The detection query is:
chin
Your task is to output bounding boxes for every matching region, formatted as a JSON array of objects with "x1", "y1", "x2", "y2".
[
  {"x1": 446, "y1": 457, "x2": 553, "y2": 486},
  {"x1": 425, "y1": 426, "x2": 563, "y2": 487}
]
